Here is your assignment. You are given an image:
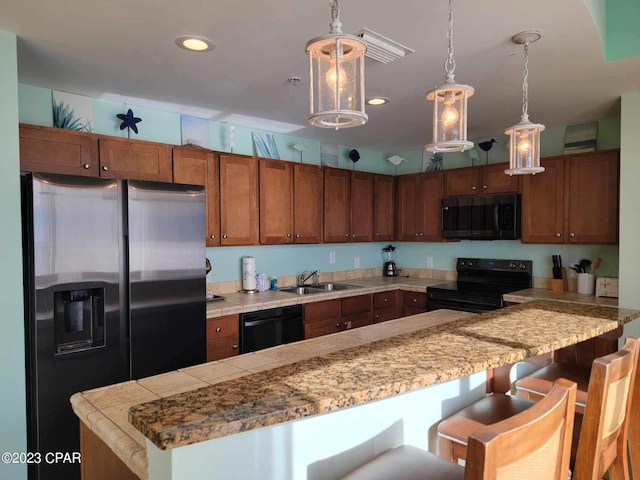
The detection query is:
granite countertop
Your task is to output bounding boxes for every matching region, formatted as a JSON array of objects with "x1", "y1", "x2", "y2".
[
  {"x1": 128, "y1": 301, "x2": 638, "y2": 451},
  {"x1": 504, "y1": 288, "x2": 619, "y2": 307},
  {"x1": 205, "y1": 276, "x2": 448, "y2": 318}
]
